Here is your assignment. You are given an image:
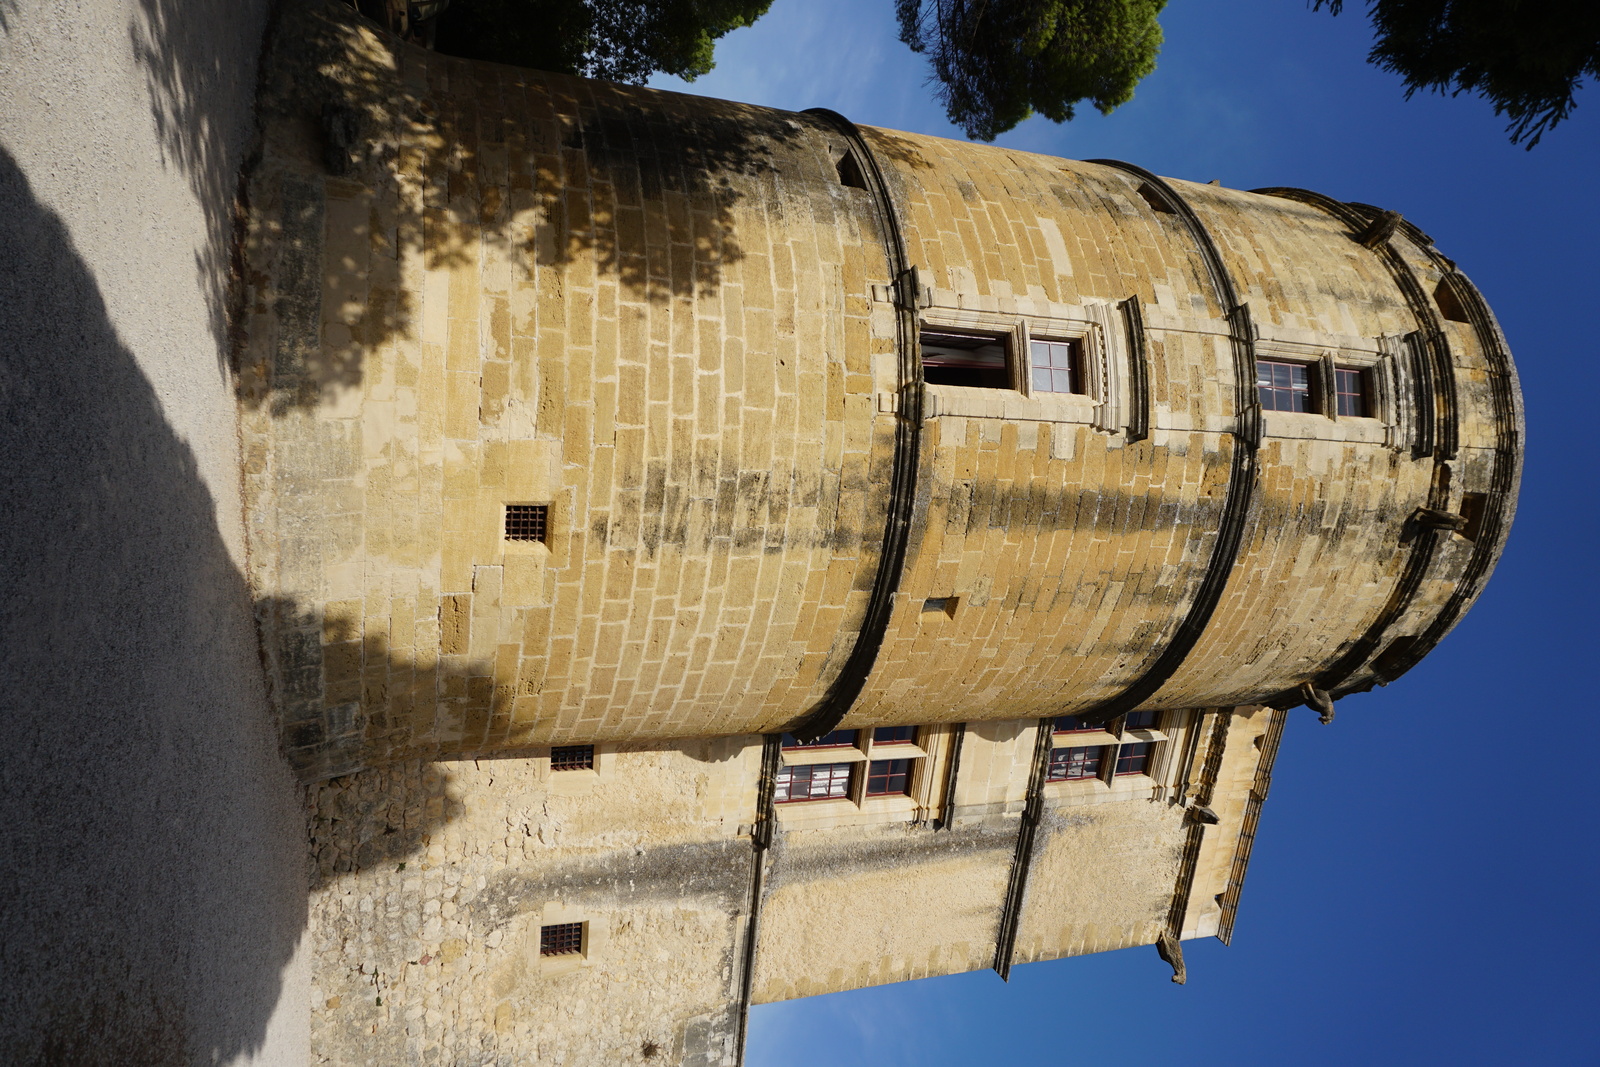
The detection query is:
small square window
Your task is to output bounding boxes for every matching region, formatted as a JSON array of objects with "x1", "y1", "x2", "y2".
[
  {"x1": 1114, "y1": 742, "x2": 1155, "y2": 776},
  {"x1": 550, "y1": 744, "x2": 595, "y2": 771},
  {"x1": 1256, "y1": 359, "x2": 1316, "y2": 413},
  {"x1": 1048, "y1": 745, "x2": 1105, "y2": 781},
  {"x1": 1334, "y1": 366, "x2": 1369, "y2": 418},
  {"x1": 865, "y1": 758, "x2": 914, "y2": 797},
  {"x1": 781, "y1": 729, "x2": 859, "y2": 749},
  {"x1": 540, "y1": 921, "x2": 584, "y2": 957},
  {"x1": 775, "y1": 762, "x2": 853, "y2": 802},
  {"x1": 872, "y1": 726, "x2": 917, "y2": 745},
  {"x1": 1029, "y1": 338, "x2": 1082, "y2": 394},
  {"x1": 921, "y1": 329, "x2": 1011, "y2": 389},
  {"x1": 505, "y1": 504, "x2": 548, "y2": 543}
]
